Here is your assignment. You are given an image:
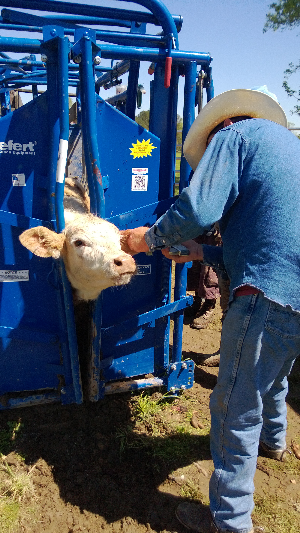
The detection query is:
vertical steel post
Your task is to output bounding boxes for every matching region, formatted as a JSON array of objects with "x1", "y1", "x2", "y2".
[
  {"x1": 172, "y1": 61, "x2": 197, "y2": 364},
  {"x1": 74, "y1": 31, "x2": 106, "y2": 401},
  {"x1": 77, "y1": 32, "x2": 105, "y2": 218},
  {"x1": 126, "y1": 59, "x2": 140, "y2": 120},
  {"x1": 42, "y1": 28, "x2": 83, "y2": 404},
  {"x1": 206, "y1": 66, "x2": 214, "y2": 101},
  {"x1": 55, "y1": 35, "x2": 69, "y2": 233}
]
